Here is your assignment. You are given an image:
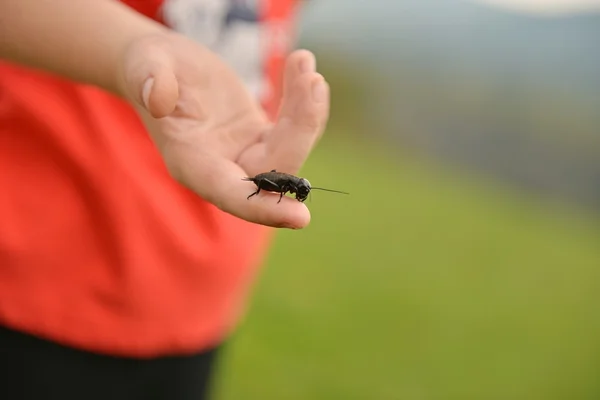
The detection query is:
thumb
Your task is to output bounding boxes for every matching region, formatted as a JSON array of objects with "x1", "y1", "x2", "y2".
[{"x1": 121, "y1": 37, "x2": 180, "y2": 118}]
